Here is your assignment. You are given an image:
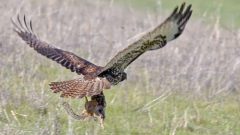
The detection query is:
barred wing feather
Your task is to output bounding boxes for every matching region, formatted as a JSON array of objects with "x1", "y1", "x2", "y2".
[
  {"x1": 49, "y1": 77, "x2": 111, "y2": 98},
  {"x1": 101, "y1": 3, "x2": 192, "y2": 73},
  {"x1": 12, "y1": 15, "x2": 102, "y2": 76}
]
